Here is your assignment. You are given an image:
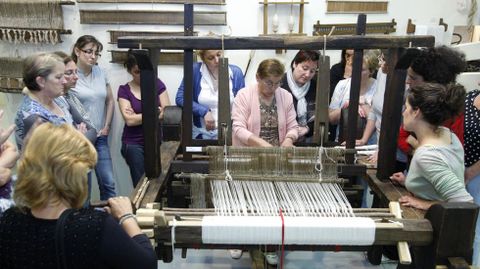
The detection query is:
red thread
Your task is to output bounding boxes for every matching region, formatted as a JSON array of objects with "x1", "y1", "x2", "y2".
[{"x1": 279, "y1": 208, "x2": 285, "y2": 269}]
